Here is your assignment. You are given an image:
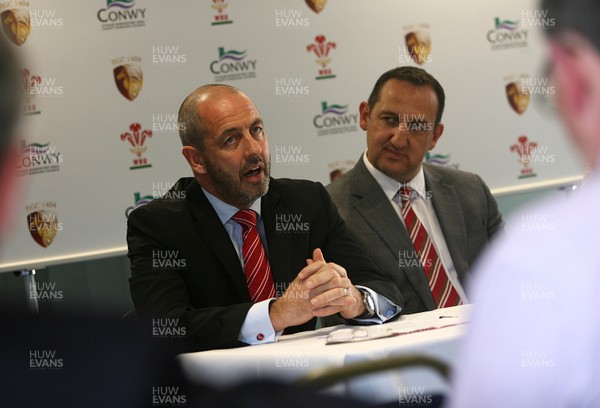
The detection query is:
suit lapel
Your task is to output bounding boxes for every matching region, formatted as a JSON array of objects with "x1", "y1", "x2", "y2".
[
  {"x1": 424, "y1": 165, "x2": 469, "y2": 279},
  {"x1": 185, "y1": 180, "x2": 250, "y2": 300},
  {"x1": 351, "y1": 160, "x2": 435, "y2": 309}
]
